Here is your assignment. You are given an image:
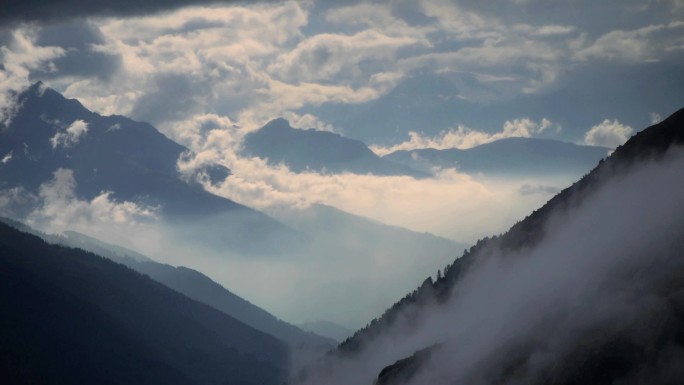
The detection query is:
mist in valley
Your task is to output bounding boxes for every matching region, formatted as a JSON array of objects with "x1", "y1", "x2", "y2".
[{"x1": 294, "y1": 146, "x2": 684, "y2": 384}]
